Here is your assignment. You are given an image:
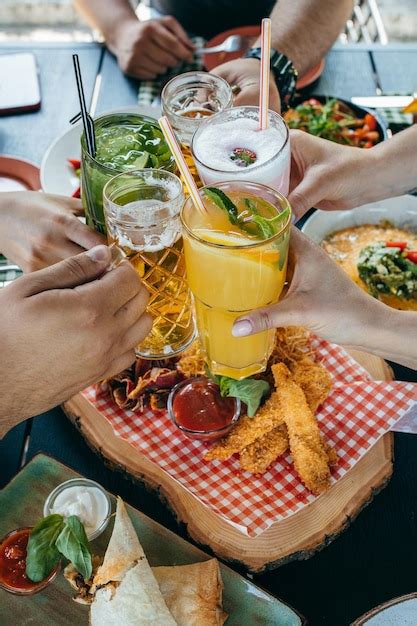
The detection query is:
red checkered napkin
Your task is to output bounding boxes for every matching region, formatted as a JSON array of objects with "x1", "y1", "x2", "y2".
[{"x1": 82, "y1": 336, "x2": 416, "y2": 537}]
